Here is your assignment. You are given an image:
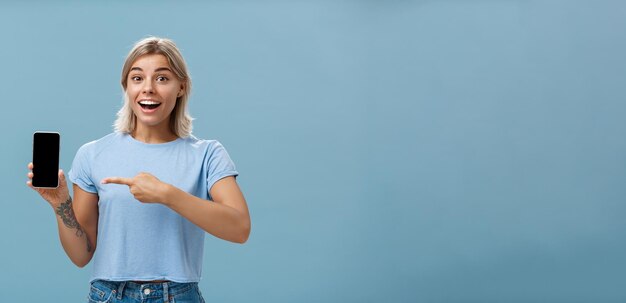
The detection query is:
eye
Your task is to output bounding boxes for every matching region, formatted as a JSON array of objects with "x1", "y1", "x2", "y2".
[
  {"x1": 130, "y1": 76, "x2": 142, "y2": 81},
  {"x1": 156, "y1": 76, "x2": 168, "y2": 82}
]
